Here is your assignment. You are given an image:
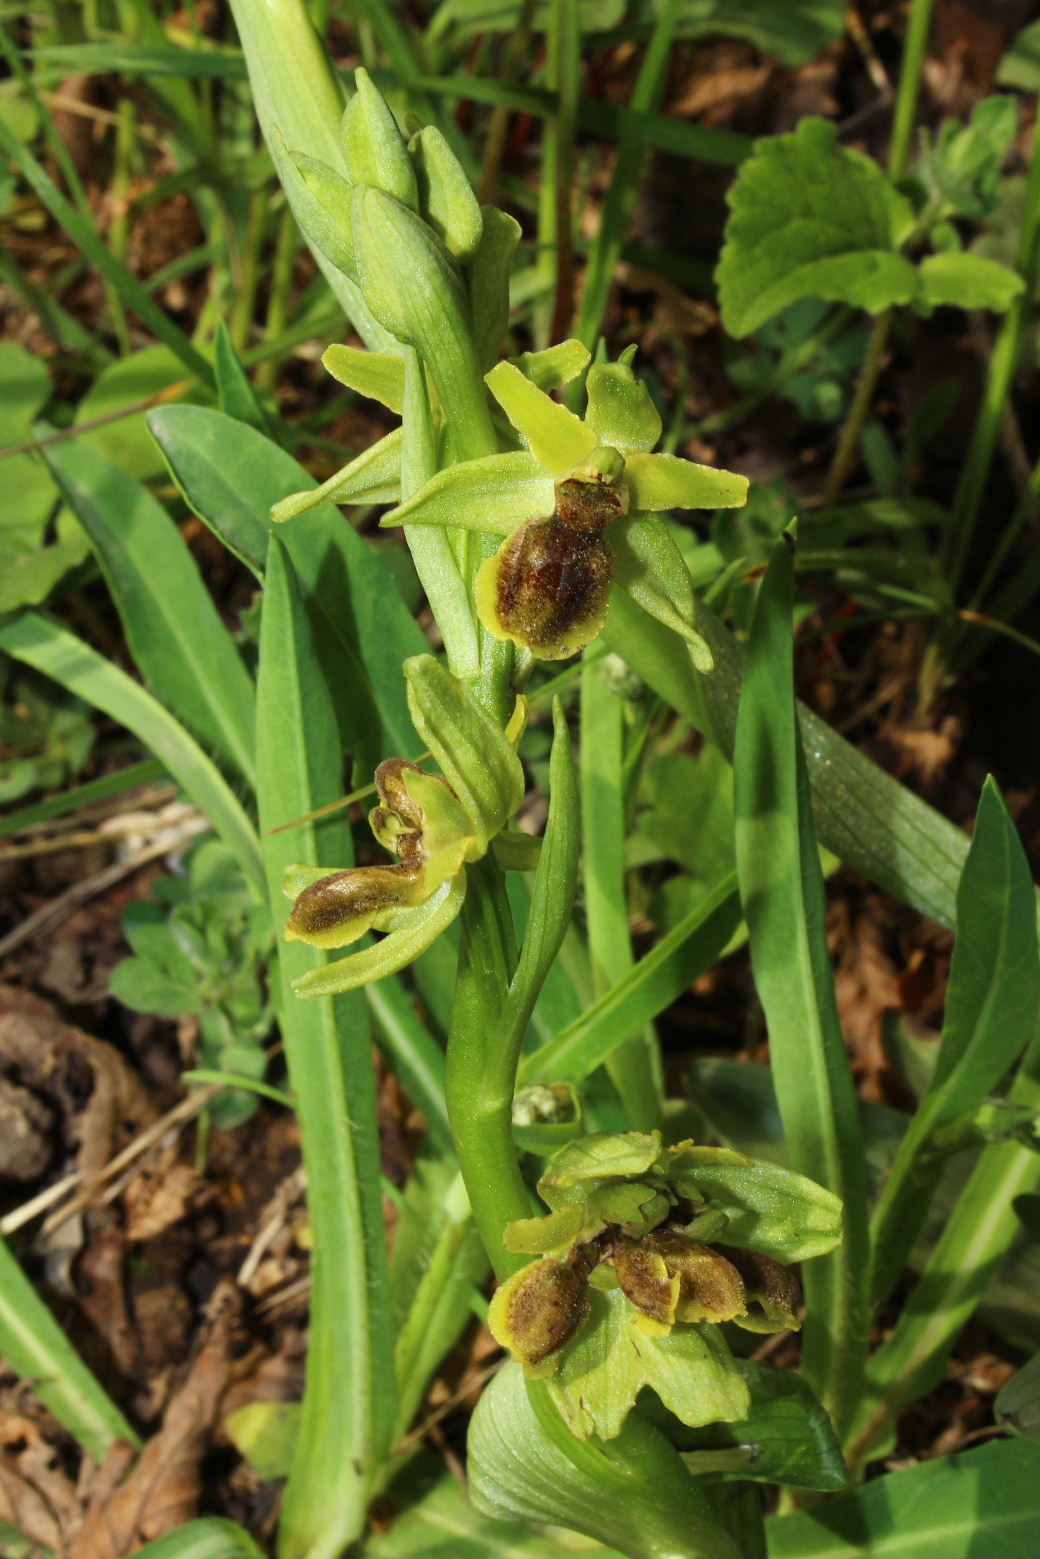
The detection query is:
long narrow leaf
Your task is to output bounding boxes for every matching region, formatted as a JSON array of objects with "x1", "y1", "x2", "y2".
[
  {"x1": 732, "y1": 540, "x2": 869, "y2": 1439},
  {"x1": 869, "y1": 775, "x2": 1040, "y2": 1309},
  {"x1": 0, "y1": 613, "x2": 263, "y2": 900},
  {"x1": 523, "y1": 879, "x2": 745, "y2": 1085},
  {"x1": 605, "y1": 591, "x2": 970, "y2": 928},
  {"x1": 45, "y1": 438, "x2": 256, "y2": 788},
  {"x1": 520, "y1": 874, "x2": 741, "y2": 1086},
  {"x1": 149, "y1": 405, "x2": 425, "y2": 777},
  {"x1": 0, "y1": 1234, "x2": 138, "y2": 1463},
  {"x1": 257, "y1": 538, "x2": 394, "y2": 1559},
  {"x1": 0, "y1": 119, "x2": 213, "y2": 389}
]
